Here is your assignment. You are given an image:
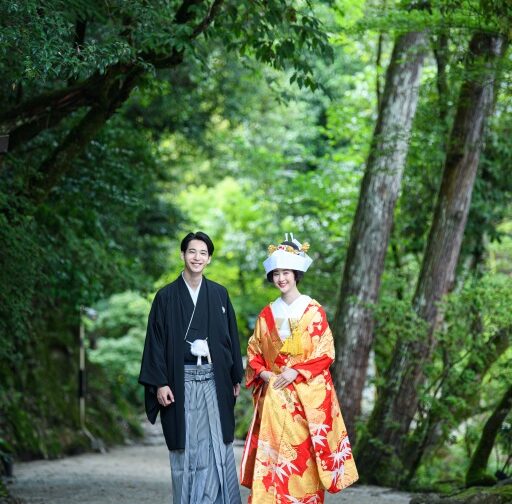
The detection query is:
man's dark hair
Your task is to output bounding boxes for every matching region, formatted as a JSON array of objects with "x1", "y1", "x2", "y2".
[
  {"x1": 266, "y1": 240, "x2": 304, "y2": 284},
  {"x1": 181, "y1": 231, "x2": 214, "y2": 256}
]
